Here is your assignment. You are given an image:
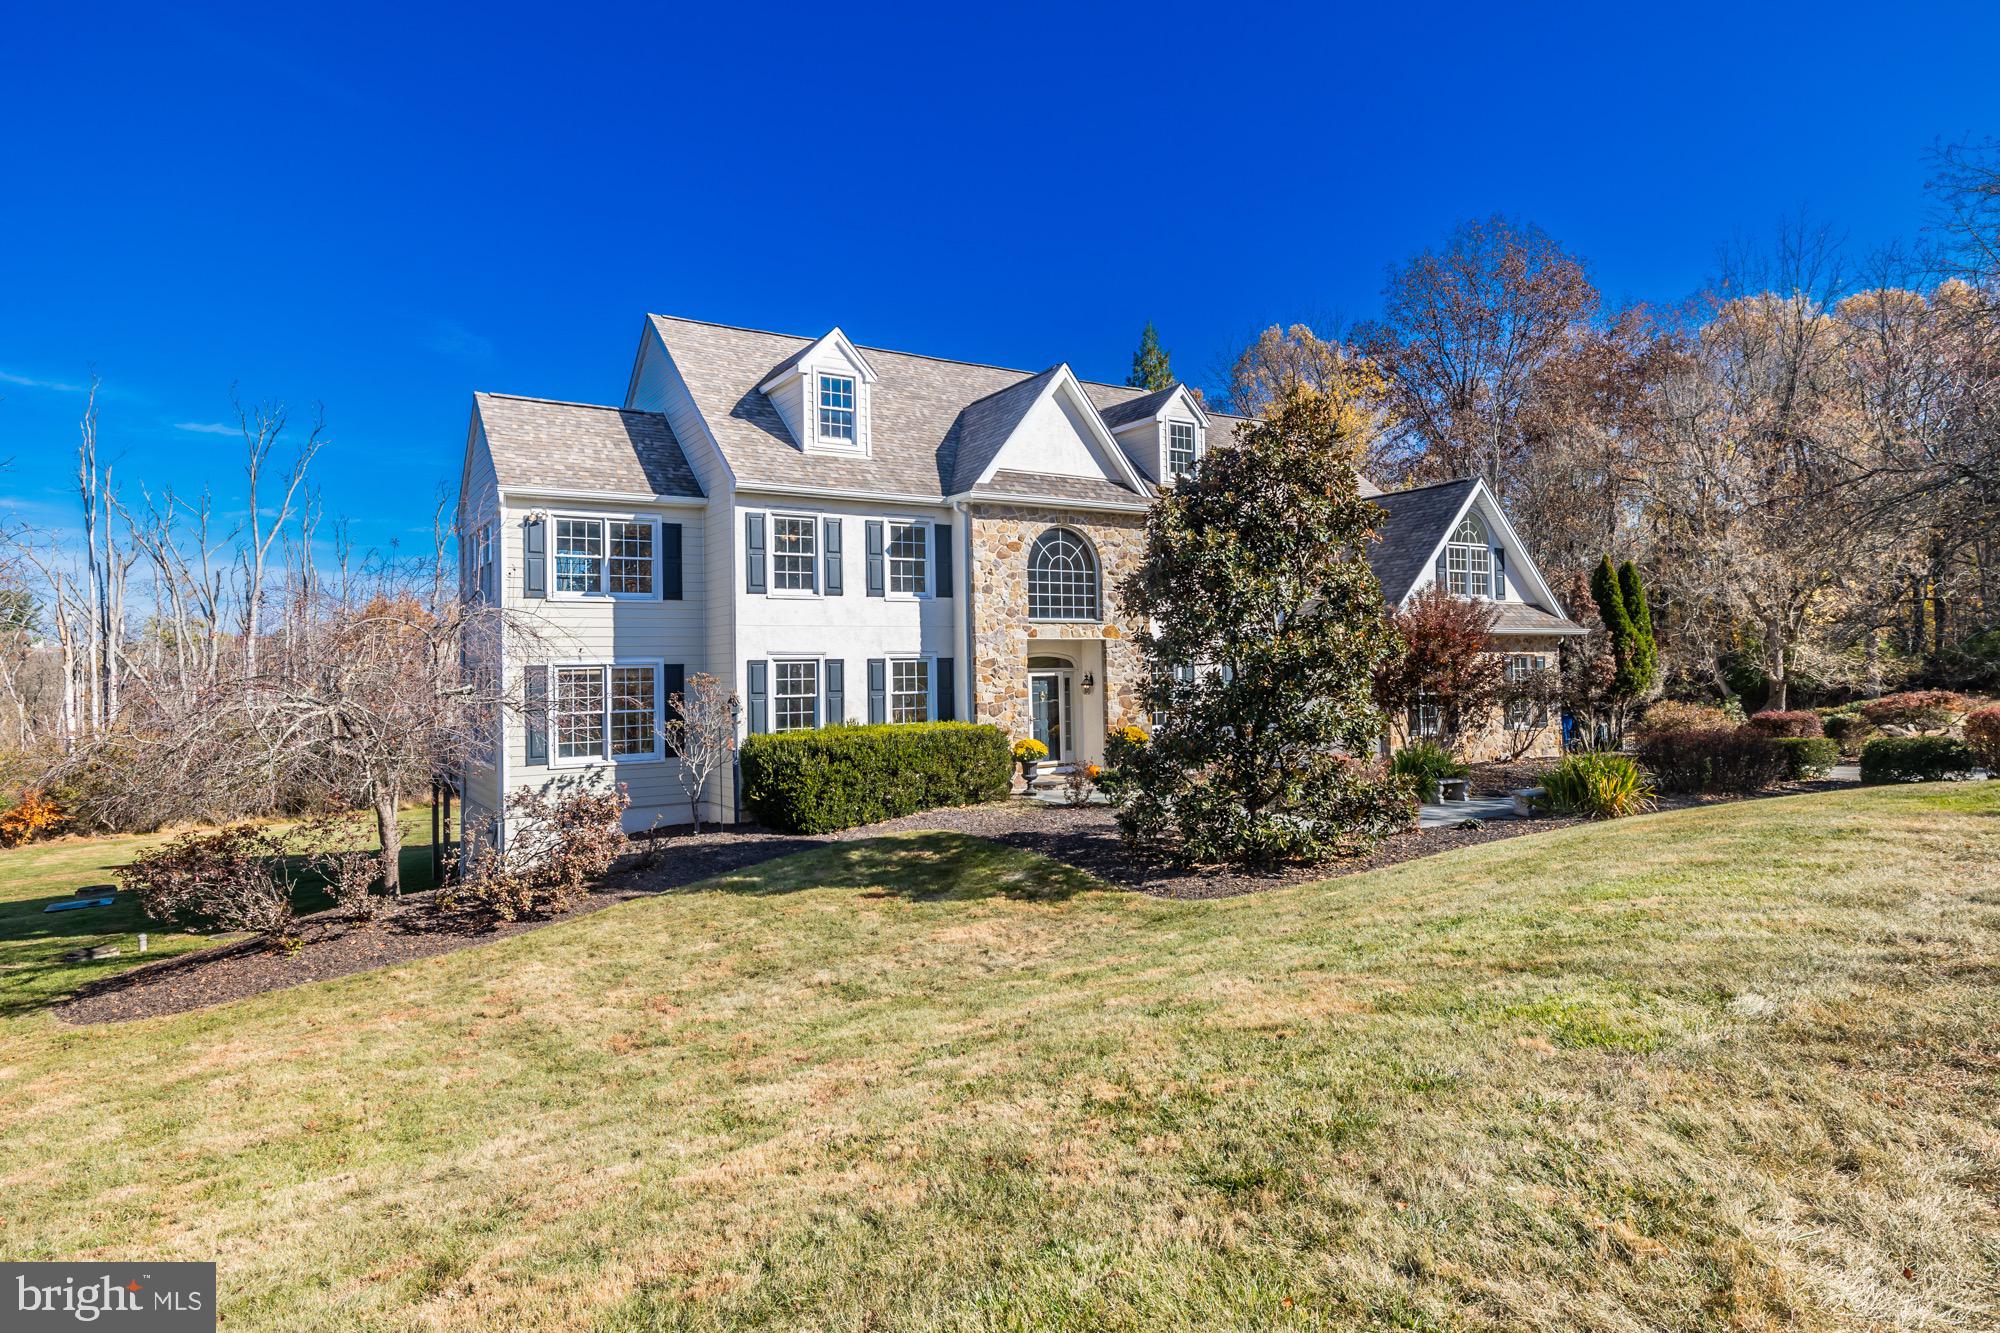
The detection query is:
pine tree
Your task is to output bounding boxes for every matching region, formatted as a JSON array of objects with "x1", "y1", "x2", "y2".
[
  {"x1": 1127, "y1": 322, "x2": 1174, "y2": 391},
  {"x1": 1114, "y1": 383, "x2": 1413, "y2": 866}
]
